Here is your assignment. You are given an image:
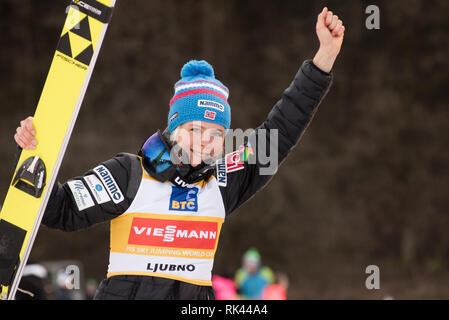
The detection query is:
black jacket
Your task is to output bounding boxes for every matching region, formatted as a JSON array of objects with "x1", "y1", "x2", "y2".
[{"x1": 19, "y1": 60, "x2": 332, "y2": 299}]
